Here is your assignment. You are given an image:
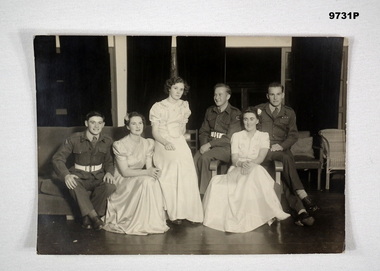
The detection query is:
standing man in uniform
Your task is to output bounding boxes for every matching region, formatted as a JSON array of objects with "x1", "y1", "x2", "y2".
[
  {"x1": 194, "y1": 83, "x2": 242, "y2": 194},
  {"x1": 52, "y1": 111, "x2": 116, "y2": 230},
  {"x1": 254, "y1": 82, "x2": 319, "y2": 226}
]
